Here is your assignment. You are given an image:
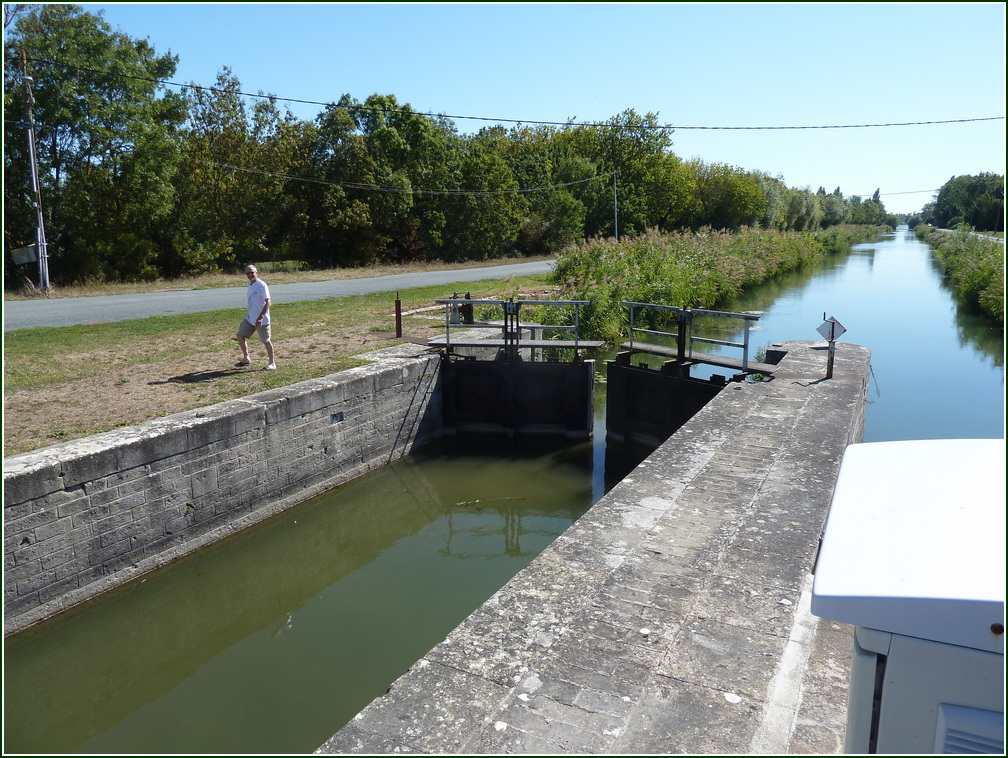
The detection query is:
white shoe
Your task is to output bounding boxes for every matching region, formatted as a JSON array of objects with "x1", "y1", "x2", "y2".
[{"x1": 264, "y1": 363, "x2": 276, "y2": 370}]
